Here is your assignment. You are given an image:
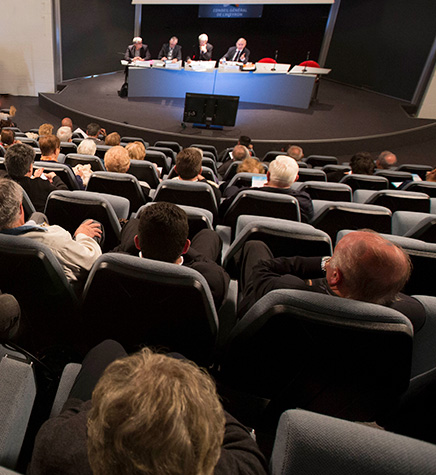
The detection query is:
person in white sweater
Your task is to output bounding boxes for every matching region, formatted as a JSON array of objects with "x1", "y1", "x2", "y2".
[{"x1": 0, "y1": 178, "x2": 102, "y2": 286}]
